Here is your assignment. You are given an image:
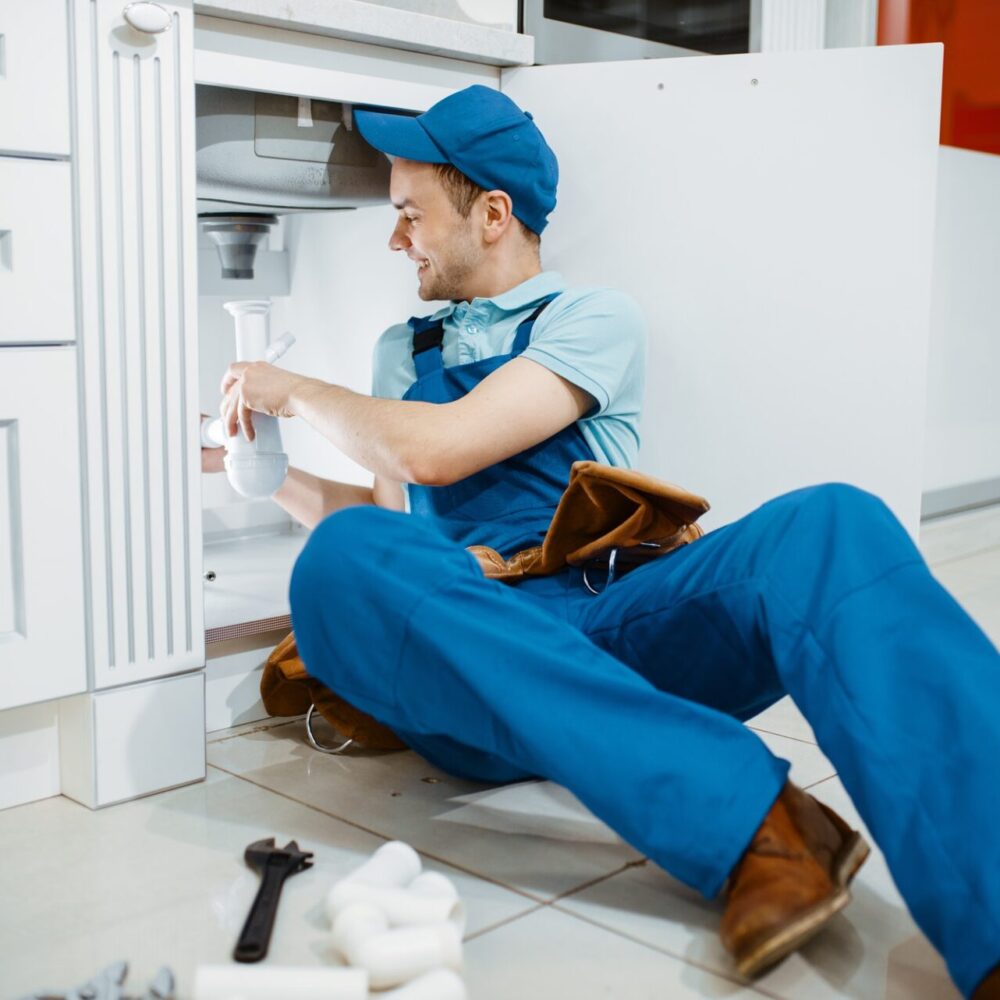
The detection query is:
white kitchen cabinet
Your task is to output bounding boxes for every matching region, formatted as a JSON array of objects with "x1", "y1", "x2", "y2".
[
  {"x1": 0, "y1": 158, "x2": 76, "y2": 345},
  {"x1": 0, "y1": 0, "x2": 207, "y2": 810},
  {"x1": 0, "y1": 348, "x2": 87, "y2": 710},
  {"x1": 0, "y1": 0, "x2": 71, "y2": 157}
]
